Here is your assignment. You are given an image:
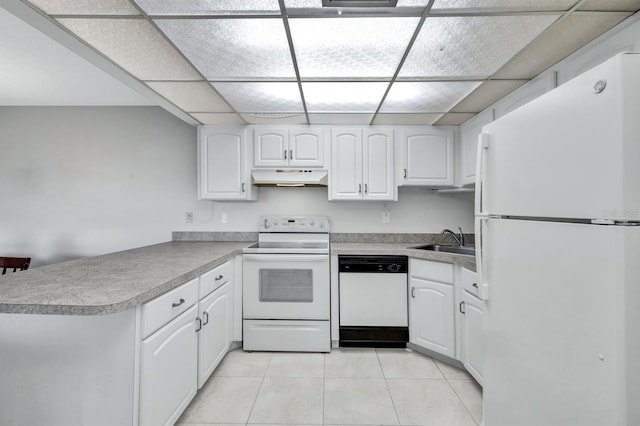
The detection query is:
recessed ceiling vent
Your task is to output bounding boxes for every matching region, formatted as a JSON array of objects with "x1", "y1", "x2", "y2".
[{"x1": 322, "y1": 0, "x2": 398, "y2": 7}]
